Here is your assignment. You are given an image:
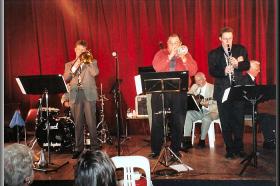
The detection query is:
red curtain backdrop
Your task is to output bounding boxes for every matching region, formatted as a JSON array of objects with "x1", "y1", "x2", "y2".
[{"x1": 4, "y1": 0, "x2": 276, "y2": 118}]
